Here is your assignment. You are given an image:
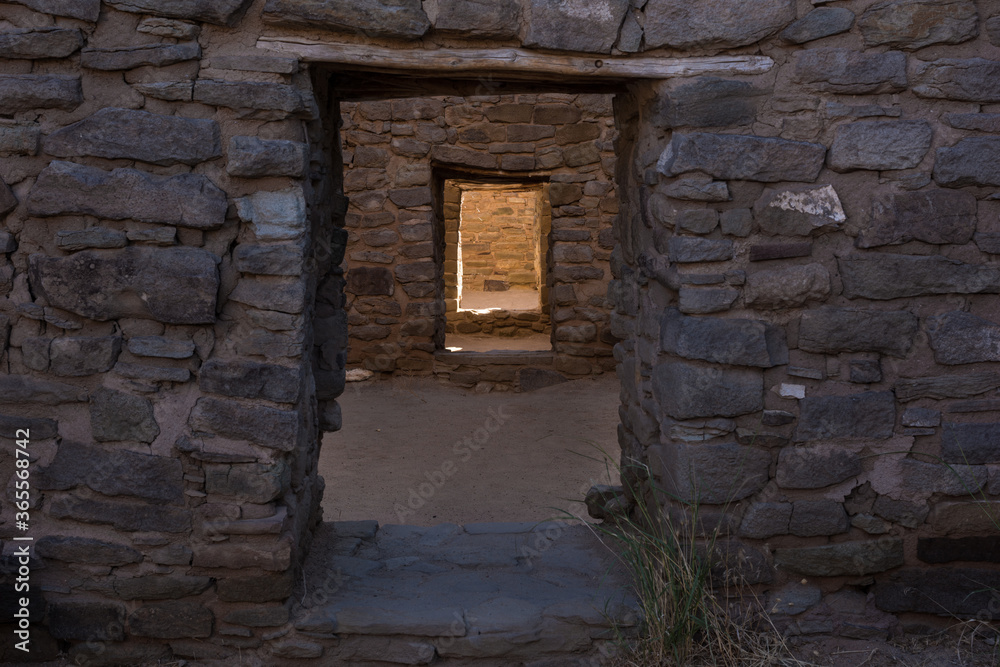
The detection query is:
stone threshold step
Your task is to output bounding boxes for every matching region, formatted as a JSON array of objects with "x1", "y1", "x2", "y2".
[{"x1": 435, "y1": 350, "x2": 554, "y2": 365}]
